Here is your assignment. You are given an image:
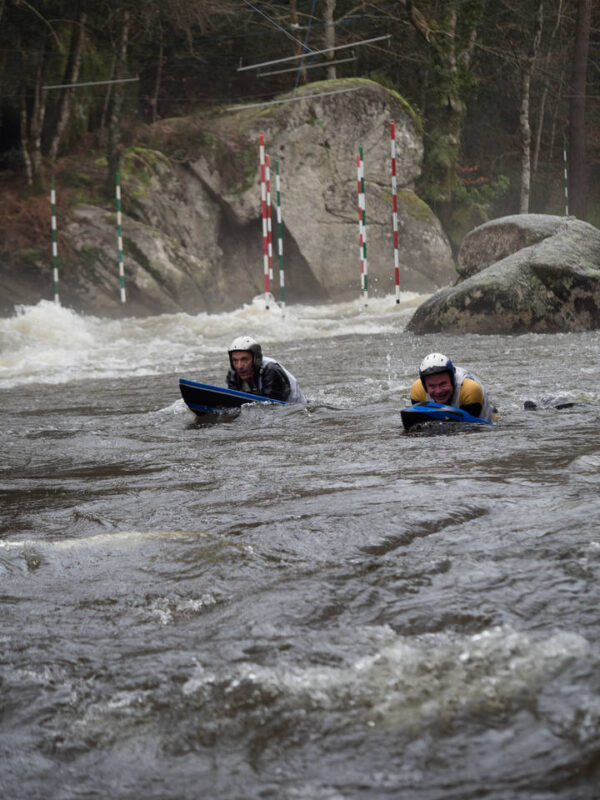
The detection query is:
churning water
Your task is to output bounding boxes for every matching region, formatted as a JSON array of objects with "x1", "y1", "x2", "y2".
[{"x1": 1, "y1": 296, "x2": 600, "y2": 799}]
